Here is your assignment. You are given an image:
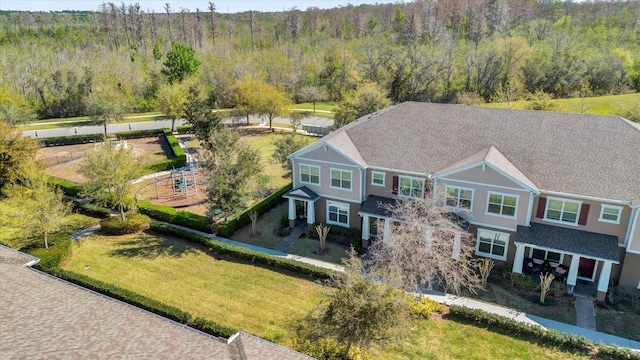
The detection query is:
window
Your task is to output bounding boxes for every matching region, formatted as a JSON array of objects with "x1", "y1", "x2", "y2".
[
  {"x1": 599, "y1": 205, "x2": 622, "y2": 224},
  {"x1": 486, "y1": 192, "x2": 518, "y2": 218},
  {"x1": 300, "y1": 164, "x2": 320, "y2": 185},
  {"x1": 399, "y1": 176, "x2": 425, "y2": 198},
  {"x1": 371, "y1": 171, "x2": 385, "y2": 186},
  {"x1": 446, "y1": 186, "x2": 474, "y2": 209},
  {"x1": 330, "y1": 169, "x2": 352, "y2": 190},
  {"x1": 531, "y1": 249, "x2": 562, "y2": 264},
  {"x1": 327, "y1": 201, "x2": 349, "y2": 227},
  {"x1": 476, "y1": 228, "x2": 509, "y2": 261},
  {"x1": 545, "y1": 198, "x2": 581, "y2": 225}
]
